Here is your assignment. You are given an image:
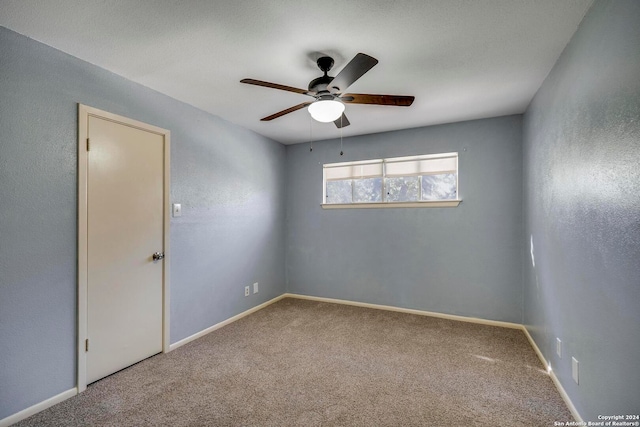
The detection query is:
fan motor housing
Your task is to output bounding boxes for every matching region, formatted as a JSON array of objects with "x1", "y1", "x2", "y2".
[
  {"x1": 308, "y1": 56, "x2": 336, "y2": 93},
  {"x1": 308, "y1": 75, "x2": 333, "y2": 93}
]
